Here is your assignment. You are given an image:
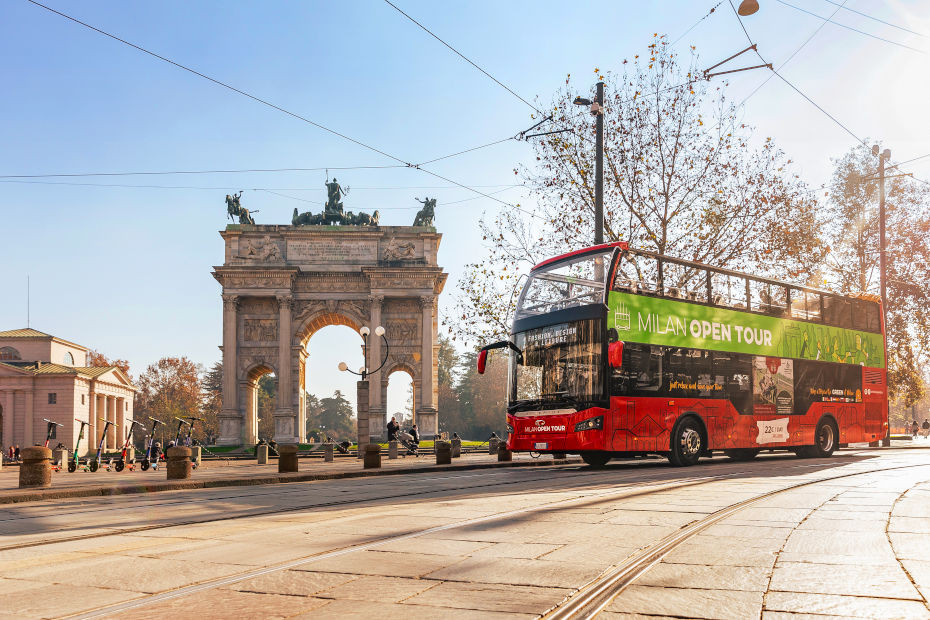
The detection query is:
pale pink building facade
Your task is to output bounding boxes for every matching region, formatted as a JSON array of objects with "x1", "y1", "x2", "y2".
[{"x1": 0, "y1": 329, "x2": 136, "y2": 456}]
